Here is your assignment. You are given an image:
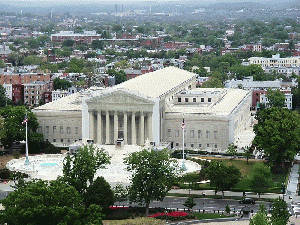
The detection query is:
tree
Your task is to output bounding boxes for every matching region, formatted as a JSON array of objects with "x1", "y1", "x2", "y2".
[
  {"x1": 113, "y1": 182, "x2": 128, "y2": 205},
  {"x1": 266, "y1": 88, "x2": 285, "y2": 108},
  {"x1": 91, "y1": 40, "x2": 104, "y2": 50},
  {"x1": 0, "y1": 106, "x2": 40, "y2": 148},
  {"x1": 184, "y1": 196, "x2": 196, "y2": 212},
  {"x1": 62, "y1": 144, "x2": 111, "y2": 195},
  {"x1": 250, "y1": 162, "x2": 272, "y2": 198},
  {"x1": 250, "y1": 204, "x2": 270, "y2": 225},
  {"x1": 62, "y1": 39, "x2": 75, "y2": 47},
  {"x1": 22, "y1": 55, "x2": 43, "y2": 65},
  {"x1": 0, "y1": 59, "x2": 5, "y2": 68},
  {"x1": 200, "y1": 77, "x2": 224, "y2": 88},
  {"x1": 0, "y1": 179, "x2": 103, "y2": 225},
  {"x1": 226, "y1": 143, "x2": 237, "y2": 159},
  {"x1": 225, "y1": 204, "x2": 230, "y2": 214},
  {"x1": 53, "y1": 77, "x2": 72, "y2": 90},
  {"x1": 107, "y1": 69, "x2": 127, "y2": 85},
  {"x1": 0, "y1": 84, "x2": 12, "y2": 107},
  {"x1": 253, "y1": 107, "x2": 300, "y2": 172},
  {"x1": 124, "y1": 149, "x2": 179, "y2": 216},
  {"x1": 204, "y1": 161, "x2": 241, "y2": 196},
  {"x1": 84, "y1": 176, "x2": 115, "y2": 208},
  {"x1": 243, "y1": 146, "x2": 252, "y2": 164},
  {"x1": 270, "y1": 197, "x2": 290, "y2": 225}
]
